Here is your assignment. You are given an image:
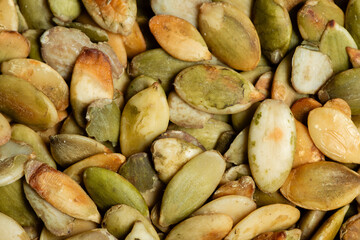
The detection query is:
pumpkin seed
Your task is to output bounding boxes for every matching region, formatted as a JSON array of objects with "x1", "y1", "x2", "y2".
[
  {"x1": 220, "y1": 164, "x2": 251, "y2": 185},
  {"x1": 48, "y1": 0, "x2": 81, "y2": 23},
  {"x1": 59, "y1": 114, "x2": 85, "y2": 136},
  {"x1": 290, "y1": 97, "x2": 322, "y2": 124},
  {"x1": 63, "y1": 153, "x2": 125, "y2": 184},
  {"x1": 345, "y1": 0, "x2": 360, "y2": 47},
  {"x1": 150, "y1": 0, "x2": 211, "y2": 27},
  {"x1": 340, "y1": 212, "x2": 360, "y2": 240},
  {"x1": 0, "y1": 75, "x2": 58, "y2": 130},
  {"x1": 118, "y1": 152, "x2": 164, "y2": 208},
  {"x1": 83, "y1": 167, "x2": 149, "y2": 216},
  {"x1": 101, "y1": 204, "x2": 159, "y2": 240},
  {"x1": 297, "y1": 0, "x2": 344, "y2": 42},
  {"x1": 346, "y1": 46, "x2": 360, "y2": 68},
  {"x1": 24, "y1": 160, "x2": 101, "y2": 223},
  {"x1": 311, "y1": 205, "x2": 349, "y2": 240},
  {"x1": 22, "y1": 29, "x2": 43, "y2": 61},
  {"x1": 49, "y1": 134, "x2": 111, "y2": 167},
  {"x1": 150, "y1": 15, "x2": 211, "y2": 62},
  {"x1": 0, "y1": 154, "x2": 30, "y2": 187},
  {"x1": 248, "y1": 99, "x2": 296, "y2": 193},
  {"x1": 308, "y1": 107, "x2": 360, "y2": 163},
  {"x1": 212, "y1": 0, "x2": 253, "y2": 17},
  {"x1": 165, "y1": 214, "x2": 233, "y2": 240},
  {"x1": 124, "y1": 221, "x2": 156, "y2": 240},
  {"x1": 120, "y1": 82, "x2": 169, "y2": 157},
  {"x1": 253, "y1": 0, "x2": 291, "y2": 64},
  {"x1": 225, "y1": 204, "x2": 300, "y2": 240},
  {"x1": 1, "y1": 58, "x2": 69, "y2": 111},
  {"x1": 0, "y1": 30, "x2": 30, "y2": 63},
  {"x1": 318, "y1": 68, "x2": 360, "y2": 115},
  {"x1": 191, "y1": 195, "x2": 256, "y2": 224},
  {"x1": 0, "y1": 212, "x2": 30, "y2": 240},
  {"x1": 271, "y1": 52, "x2": 308, "y2": 106},
  {"x1": 0, "y1": 0, "x2": 18, "y2": 31},
  {"x1": 213, "y1": 176, "x2": 255, "y2": 199},
  {"x1": 85, "y1": 99, "x2": 120, "y2": 146},
  {"x1": 298, "y1": 210, "x2": 326, "y2": 240},
  {"x1": 0, "y1": 179, "x2": 38, "y2": 229},
  {"x1": 23, "y1": 182, "x2": 97, "y2": 237},
  {"x1": 291, "y1": 45, "x2": 333, "y2": 94},
  {"x1": 199, "y1": 2, "x2": 261, "y2": 70},
  {"x1": 224, "y1": 127, "x2": 249, "y2": 165},
  {"x1": 174, "y1": 64, "x2": 264, "y2": 114},
  {"x1": 18, "y1": 0, "x2": 53, "y2": 30},
  {"x1": 280, "y1": 161, "x2": 360, "y2": 210},
  {"x1": 121, "y1": 22, "x2": 146, "y2": 58},
  {"x1": 125, "y1": 75, "x2": 158, "y2": 101},
  {"x1": 65, "y1": 229, "x2": 118, "y2": 240},
  {"x1": 323, "y1": 98, "x2": 352, "y2": 119},
  {"x1": 319, "y1": 20, "x2": 357, "y2": 74},
  {"x1": 156, "y1": 130, "x2": 206, "y2": 151},
  {"x1": 82, "y1": 0, "x2": 136, "y2": 35},
  {"x1": 159, "y1": 150, "x2": 226, "y2": 227}
]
